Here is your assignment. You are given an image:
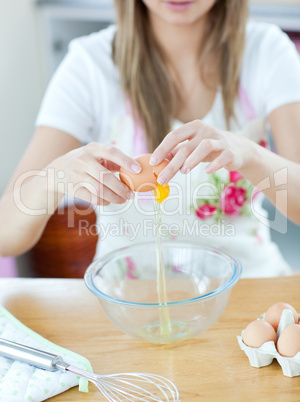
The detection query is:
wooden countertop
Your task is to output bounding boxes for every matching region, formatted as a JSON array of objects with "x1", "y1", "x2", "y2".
[{"x1": 0, "y1": 277, "x2": 300, "y2": 401}]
